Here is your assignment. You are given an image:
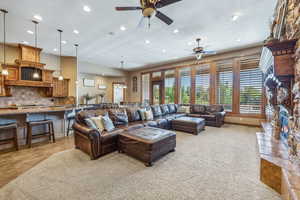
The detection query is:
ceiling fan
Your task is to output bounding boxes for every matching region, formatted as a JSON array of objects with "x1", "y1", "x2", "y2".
[
  {"x1": 192, "y1": 38, "x2": 216, "y2": 60},
  {"x1": 115, "y1": 0, "x2": 182, "y2": 27}
]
